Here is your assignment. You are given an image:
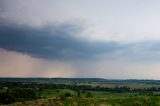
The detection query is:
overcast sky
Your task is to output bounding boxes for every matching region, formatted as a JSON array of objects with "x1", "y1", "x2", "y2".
[{"x1": 1, "y1": 0, "x2": 160, "y2": 79}]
